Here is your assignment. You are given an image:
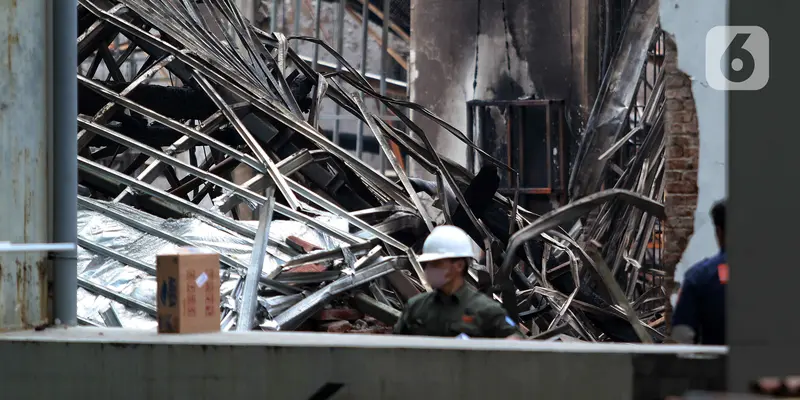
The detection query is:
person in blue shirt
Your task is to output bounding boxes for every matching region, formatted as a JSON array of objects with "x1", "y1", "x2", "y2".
[{"x1": 672, "y1": 199, "x2": 727, "y2": 345}]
